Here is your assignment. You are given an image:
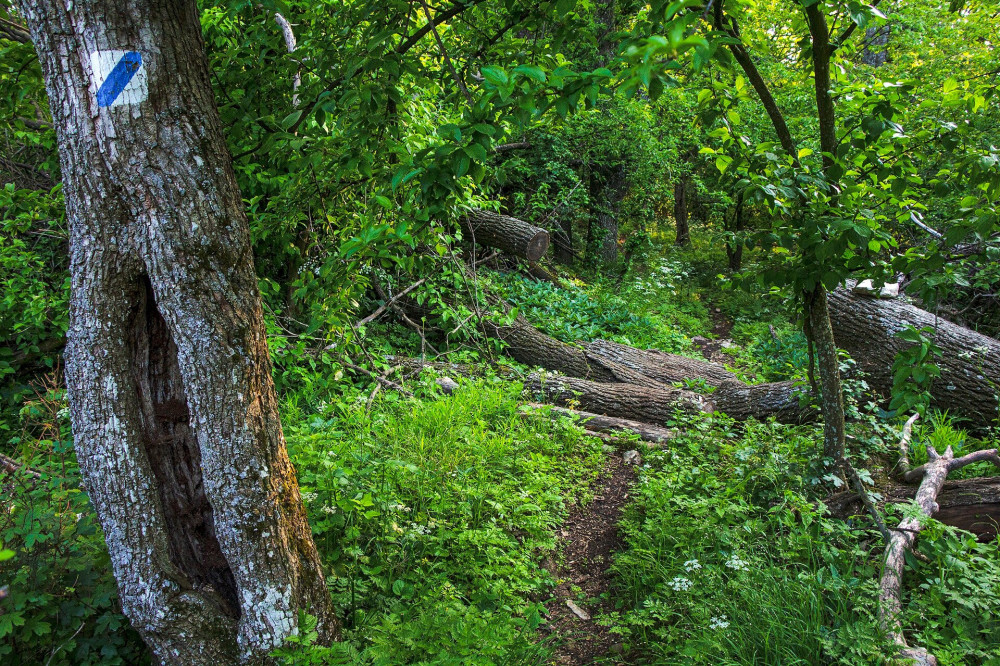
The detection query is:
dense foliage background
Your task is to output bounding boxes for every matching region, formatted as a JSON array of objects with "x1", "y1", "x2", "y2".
[{"x1": 2, "y1": 0, "x2": 999, "y2": 663}]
